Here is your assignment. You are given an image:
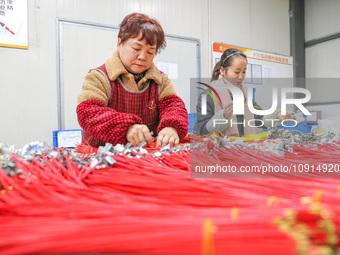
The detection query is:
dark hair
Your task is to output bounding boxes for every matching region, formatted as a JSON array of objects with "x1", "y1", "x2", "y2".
[
  {"x1": 211, "y1": 61, "x2": 221, "y2": 82},
  {"x1": 118, "y1": 12, "x2": 166, "y2": 54},
  {"x1": 211, "y1": 48, "x2": 247, "y2": 81}
]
